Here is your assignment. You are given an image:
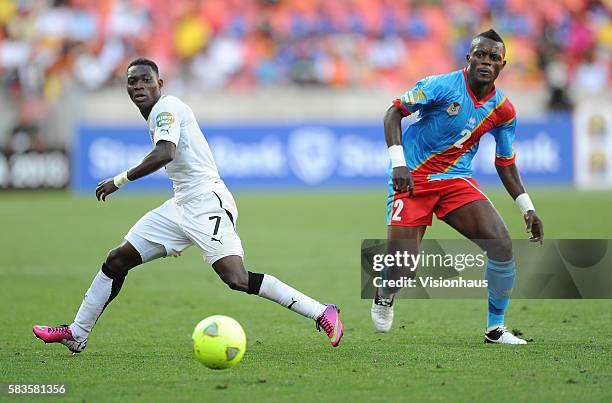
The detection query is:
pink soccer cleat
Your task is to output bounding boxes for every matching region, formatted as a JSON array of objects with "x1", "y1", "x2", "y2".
[
  {"x1": 32, "y1": 325, "x2": 87, "y2": 354},
  {"x1": 315, "y1": 305, "x2": 343, "y2": 347}
]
